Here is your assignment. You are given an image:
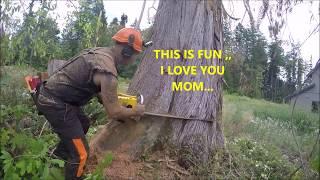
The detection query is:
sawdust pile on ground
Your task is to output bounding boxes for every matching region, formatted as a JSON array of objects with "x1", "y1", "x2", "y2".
[
  {"x1": 104, "y1": 148, "x2": 190, "y2": 179},
  {"x1": 87, "y1": 141, "x2": 190, "y2": 179},
  {"x1": 87, "y1": 120, "x2": 190, "y2": 179},
  {"x1": 104, "y1": 143, "x2": 144, "y2": 179}
]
